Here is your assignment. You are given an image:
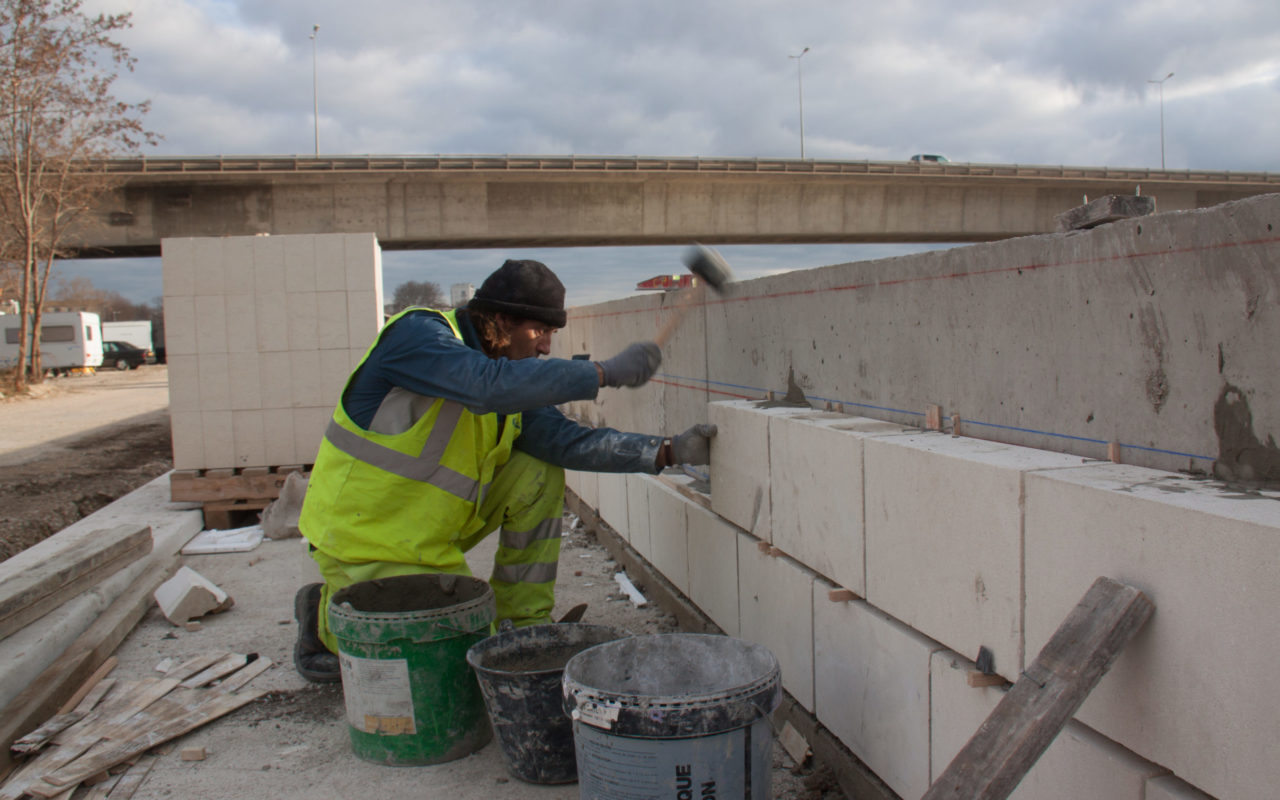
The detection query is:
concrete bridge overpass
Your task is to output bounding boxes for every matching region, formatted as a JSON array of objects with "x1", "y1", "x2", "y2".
[{"x1": 71, "y1": 155, "x2": 1279, "y2": 257}]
